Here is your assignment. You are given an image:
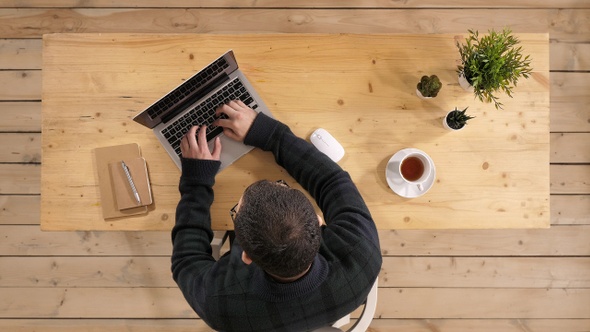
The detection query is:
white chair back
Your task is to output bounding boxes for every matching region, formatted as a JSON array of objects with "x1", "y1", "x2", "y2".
[{"x1": 313, "y1": 277, "x2": 379, "y2": 332}]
